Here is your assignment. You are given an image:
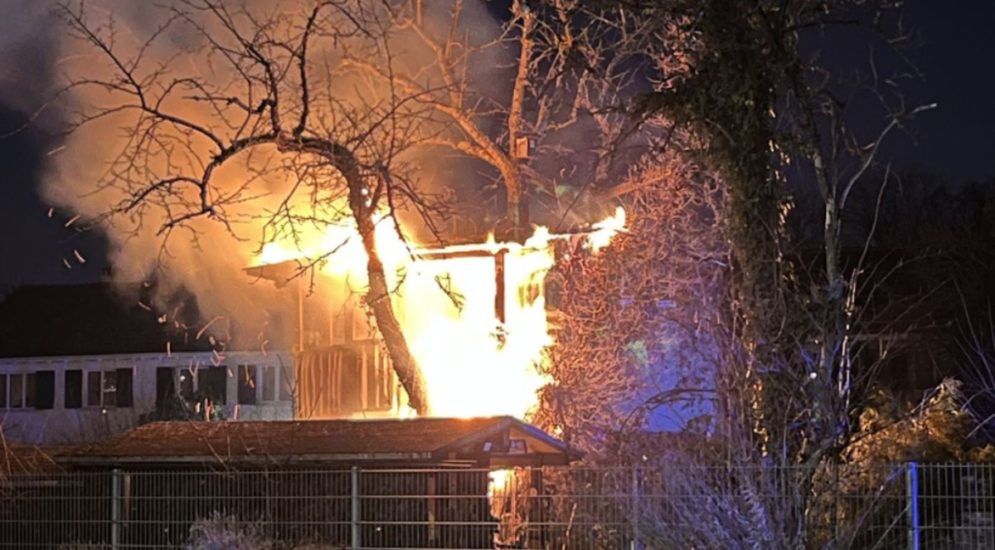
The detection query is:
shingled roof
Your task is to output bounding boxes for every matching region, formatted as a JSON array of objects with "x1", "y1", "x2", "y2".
[
  {"x1": 0, "y1": 283, "x2": 211, "y2": 358},
  {"x1": 58, "y1": 417, "x2": 579, "y2": 468}
]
